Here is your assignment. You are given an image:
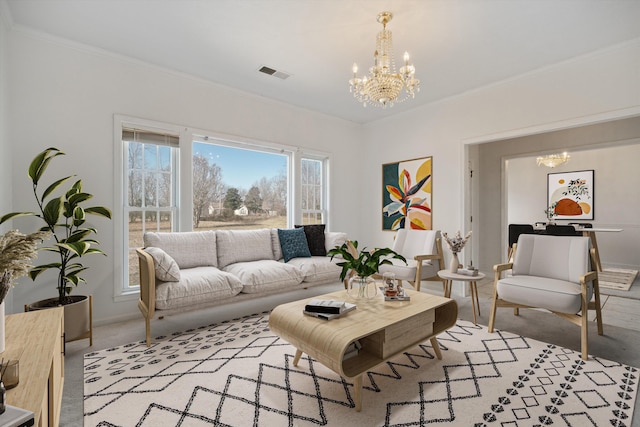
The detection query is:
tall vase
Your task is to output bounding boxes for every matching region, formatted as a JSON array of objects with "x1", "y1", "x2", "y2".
[
  {"x1": 449, "y1": 253, "x2": 459, "y2": 273},
  {"x1": 0, "y1": 301, "x2": 5, "y2": 354}
]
